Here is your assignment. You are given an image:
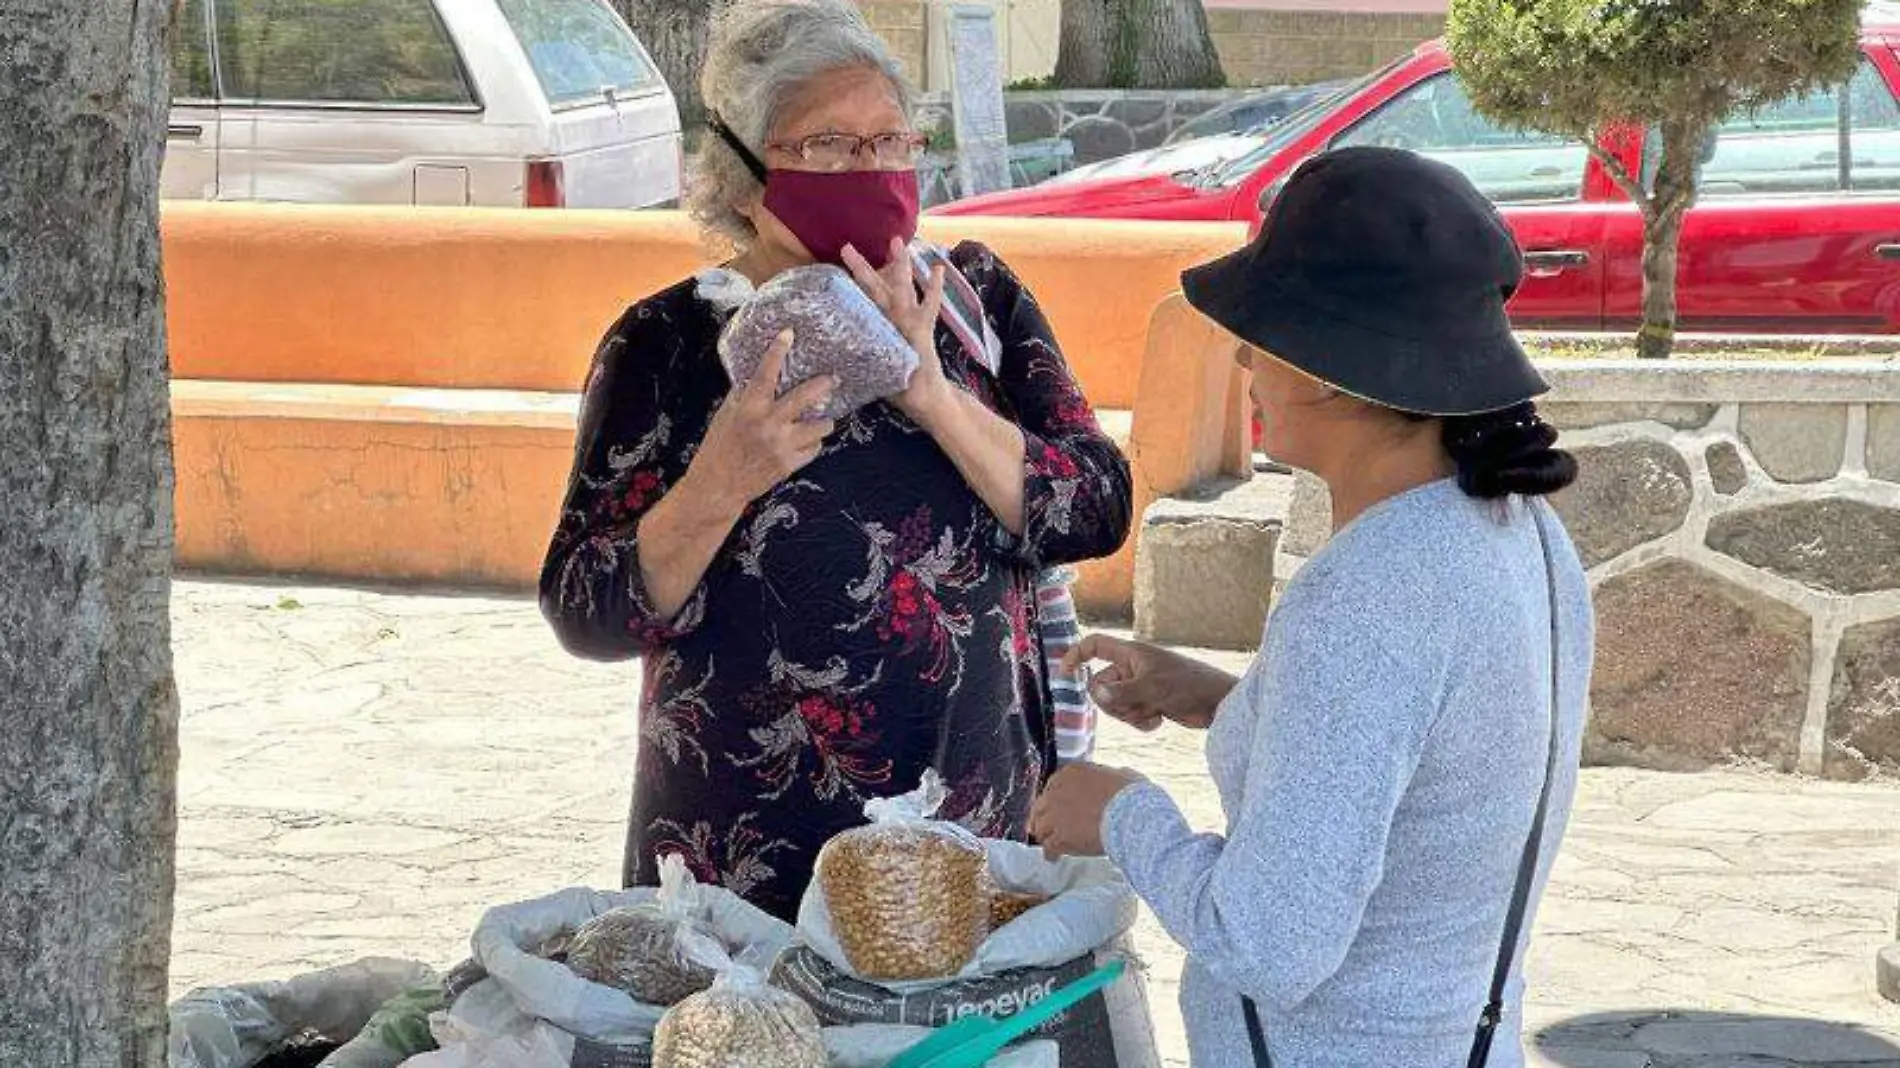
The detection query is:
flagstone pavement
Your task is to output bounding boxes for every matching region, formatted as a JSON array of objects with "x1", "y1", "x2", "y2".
[{"x1": 167, "y1": 578, "x2": 1900, "y2": 1066}]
